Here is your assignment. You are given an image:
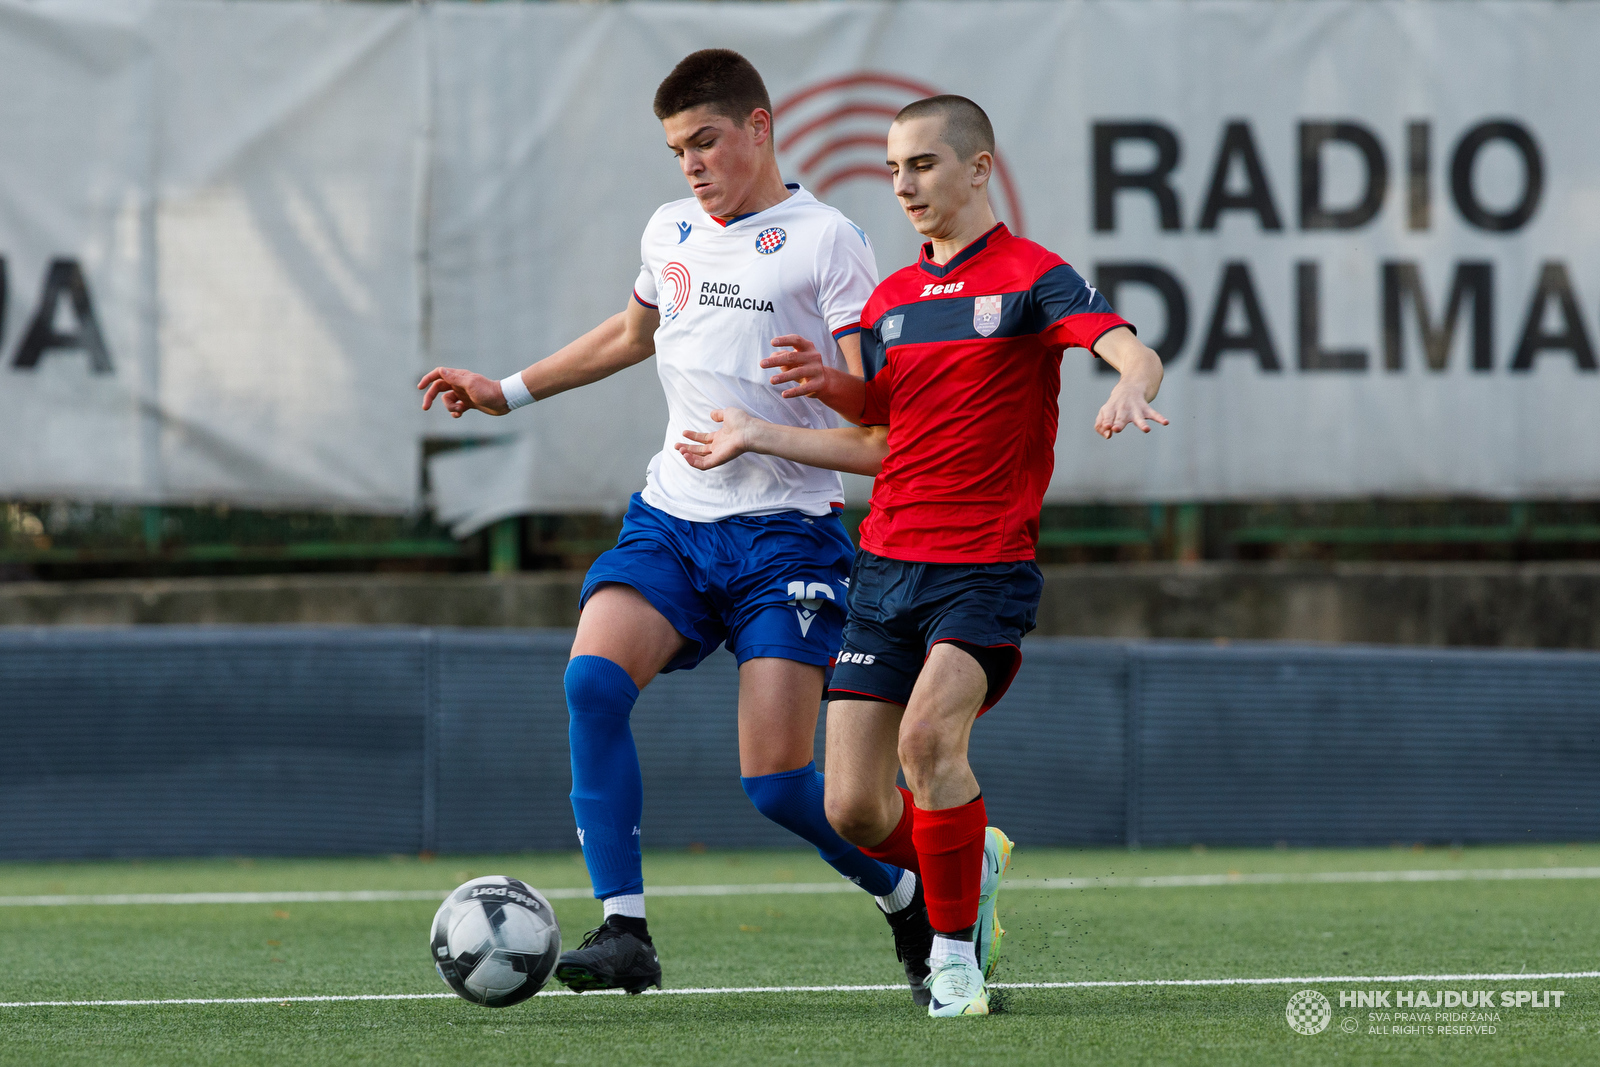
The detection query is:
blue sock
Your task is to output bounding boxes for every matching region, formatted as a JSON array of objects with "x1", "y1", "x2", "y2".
[
  {"x1": 741, "y1": 762, "x2": 902, "y2": 897},
  {"x1": 566, "y1": 656, "x2": 644, "y2": 900}
]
